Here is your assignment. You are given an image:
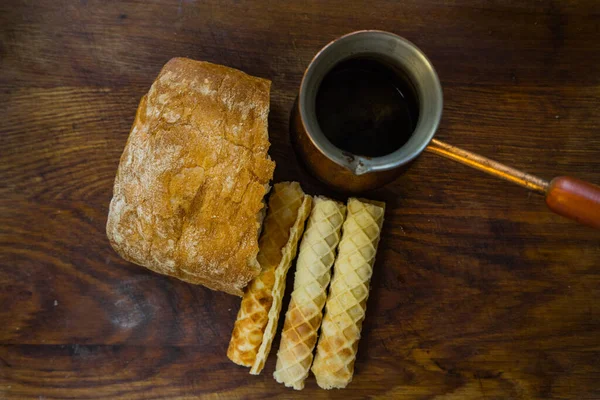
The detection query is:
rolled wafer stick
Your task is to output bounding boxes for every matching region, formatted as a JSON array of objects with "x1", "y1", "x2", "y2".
[
  {"x1": 273, "y1": 196, "x2": 347, "y2": 390},
  {"x1": 250, "y1": 188, "x2": 312, "y2": 375},
  {"x1": 311, "y1": 198, "x2": 385, "y2": 389},
  {"x1": 227, "y1": 181, "x2": 311, "y2": 371}
]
